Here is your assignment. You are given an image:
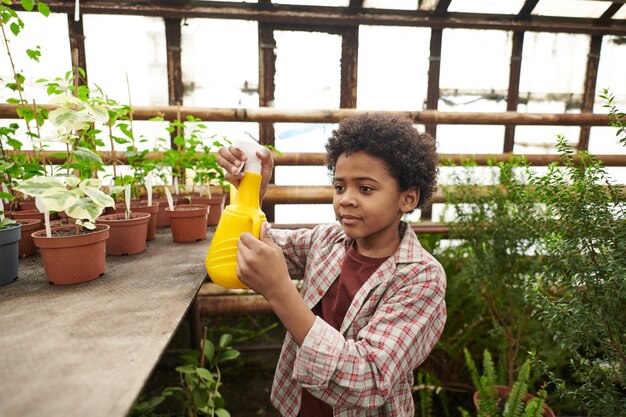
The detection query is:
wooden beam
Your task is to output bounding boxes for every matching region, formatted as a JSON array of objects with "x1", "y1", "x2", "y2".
[
  {"x1": 518, "y1": 0, "x2": 540, "y2": 18},
  {"x1": 23, "y1": 2, "x2": 626, "y2": 36},
  {"x1": 12, "y1": 150, "x2": 626, "y2": 168},
  {"x1": 0, "y1": 104, "x2": 618, "y2": 126},
  {"x1": 600, "y1": 3, "x2": 624, "y2": 21}
]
